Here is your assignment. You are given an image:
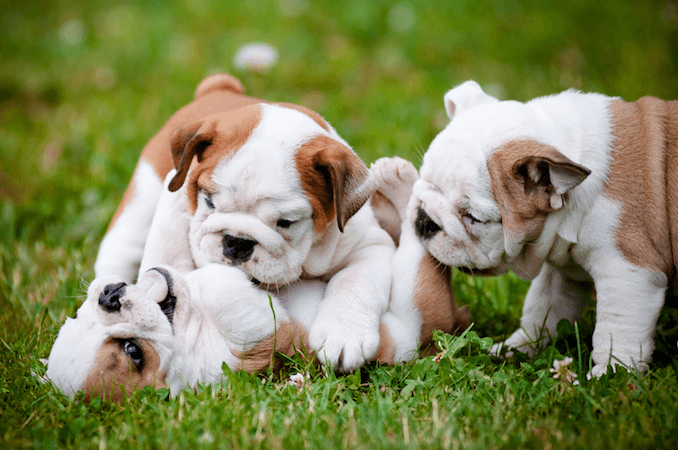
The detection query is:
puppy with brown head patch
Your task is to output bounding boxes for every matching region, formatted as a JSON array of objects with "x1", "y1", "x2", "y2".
[
  {"x1": 94, "y1": 74, "x2": 395, "y2": 372},
  {"x1": 46, "y1": 263, "x2": 323, "y2": 399},
  {"x1": 405, "y1": 80, "x2": 678, "y2": 377}
]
